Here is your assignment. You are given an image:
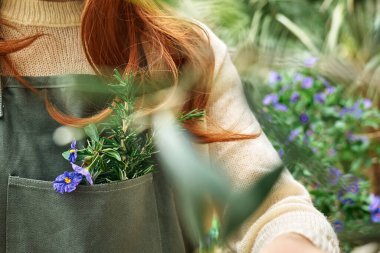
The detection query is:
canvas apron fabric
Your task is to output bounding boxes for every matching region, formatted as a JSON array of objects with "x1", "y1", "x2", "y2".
[{"x1": 0, "y1": 75, "x2": 189, "y2": 253}]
